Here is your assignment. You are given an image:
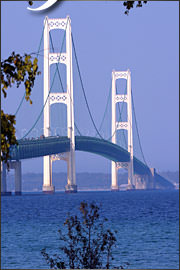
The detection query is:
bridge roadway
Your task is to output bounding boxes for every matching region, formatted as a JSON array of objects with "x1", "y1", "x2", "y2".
[{"x1": 9, "y1": 135, "x2": 150, "y2": 175}]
